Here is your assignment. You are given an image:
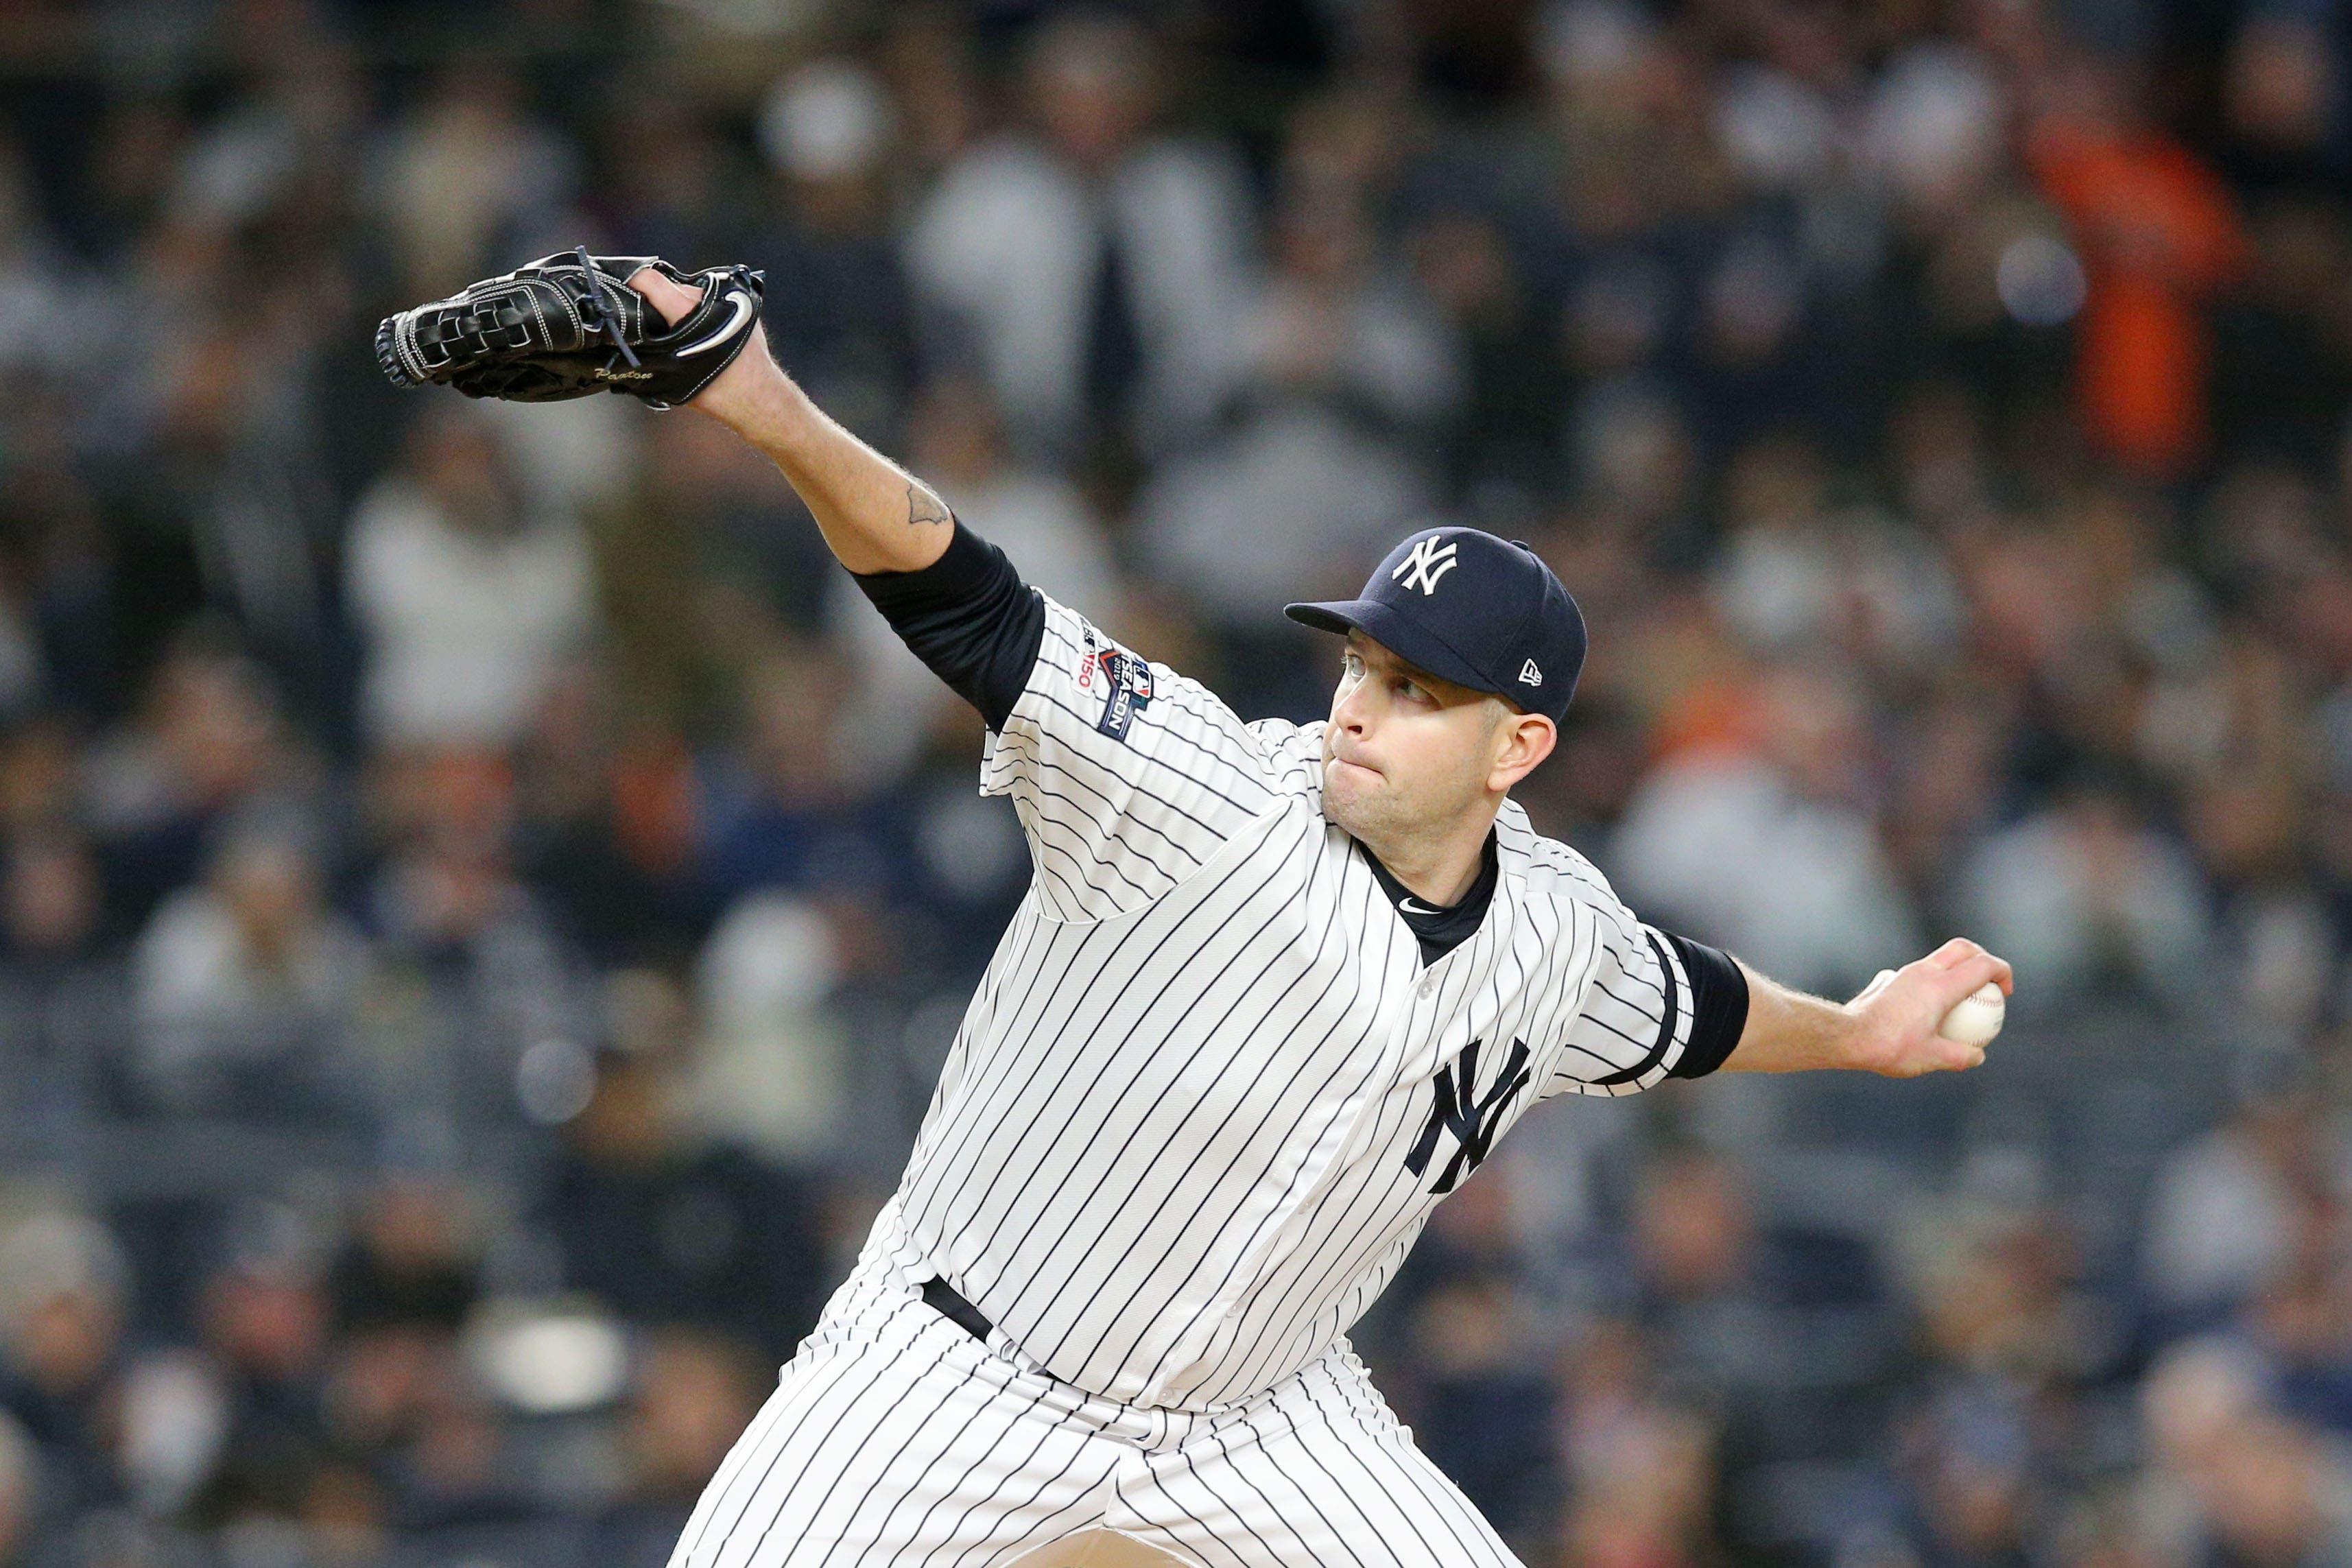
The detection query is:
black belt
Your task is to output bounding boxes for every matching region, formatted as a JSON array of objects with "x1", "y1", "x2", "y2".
[{"x1": 920, "y1": 1276, "x2": 995, "y2": 1343}]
